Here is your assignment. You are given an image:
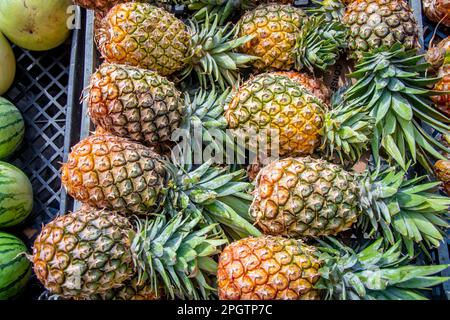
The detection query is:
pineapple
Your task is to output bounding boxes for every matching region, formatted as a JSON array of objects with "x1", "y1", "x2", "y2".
[
  {"x1": 87, "y1": 63, "x2": 184, "y2": 145},
  {"x1": 218, "y1": 236, "x2": 450, "y2": 300},
  {"x1": 343, "y1": 0, "x2": 419, "y2": 60},
  {"x1": 433, "y1": 65, "x2": 450, "y2": 117},
  {"x1": 426, "y1": 36, "x2": 450, "y2": 72},
  {"x1": 427, "y1": 37, "x2": 450, "y2": 117},
  {"x1": 96, "y1": 3, "x2": 256, "y2": 89},
  {"x1": 33, "y1": 207, "x2": 227, "y2": 299},
  {"x1": 225, "y1": 72, "x2": 372, "y2": 161},
  {"x1": 33, "y1": 207, "x2": 134, "y2": 299},
  {"x1": 61, "y1": 133, "x2": 167, "y2": 215},
  {"x1": 61, "y1": 132, "x2": 261, "y2": 238},
  {"x1": 344, "y1": 44, "x2": 450, "y2": 173},
  {"x1": 237, "y1": 4, "x2": 346, "y2": 72},
  {"x1": 423, "y1": 0, "x2": 450, "y2": 27},
  {"x1": 84, "y1": 276, "x2": 159, "y2": 300},
  {"x1": 251, "y1": 156, "x2": 450, "y2": 254}
]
